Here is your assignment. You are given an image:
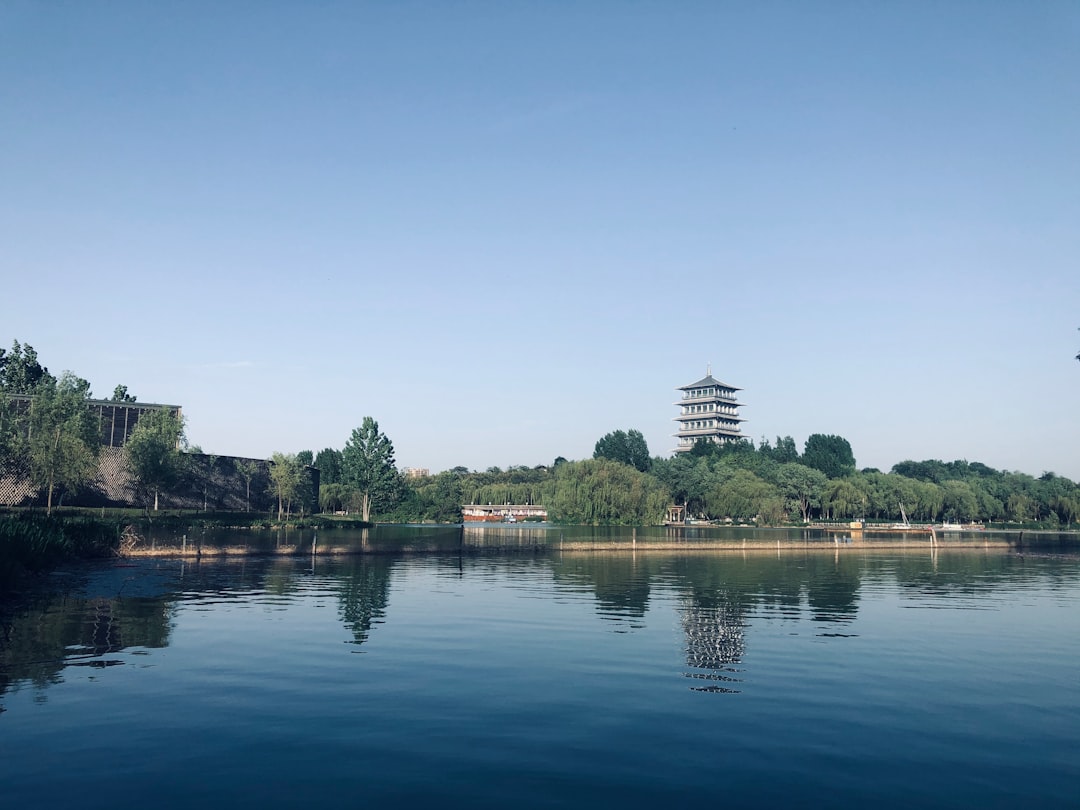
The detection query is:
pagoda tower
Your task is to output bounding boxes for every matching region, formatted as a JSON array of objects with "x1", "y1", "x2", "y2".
[{"x1": 673, "y1": 368, "x2": 745, "y2": 453}]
